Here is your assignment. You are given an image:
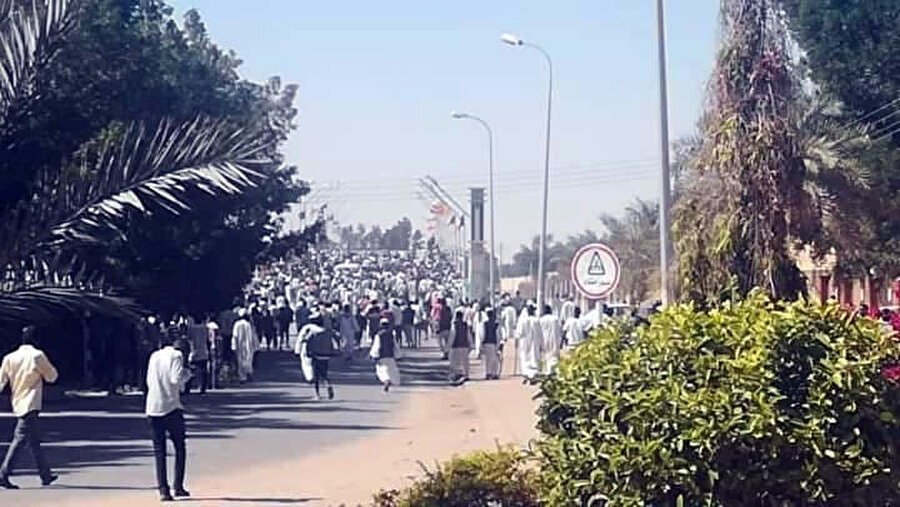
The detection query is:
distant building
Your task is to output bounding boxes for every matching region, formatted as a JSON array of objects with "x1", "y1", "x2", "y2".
[{"x1": 795, "y1": 247, "x2": 899, "y2": 309}]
